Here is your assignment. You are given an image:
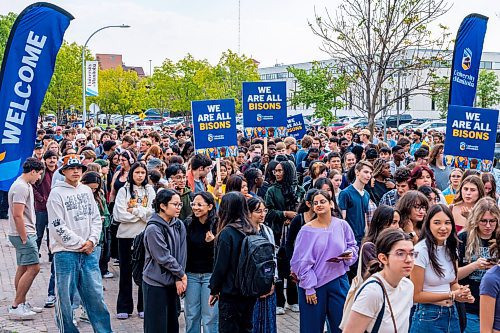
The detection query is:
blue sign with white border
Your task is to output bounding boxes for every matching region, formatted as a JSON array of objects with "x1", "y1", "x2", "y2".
[
  {"x1": 242, "y1": 81, "x2": 287, "y2": 128},
  {"x1": 191, "y1": 99, "x2": 238, "y2": 158},
  {"x1": 444, "y1": 105, "x2": 498, "y2": 161},
  {"x1": 287, "y1": 114, "x2": 306, "y2": 140}
]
